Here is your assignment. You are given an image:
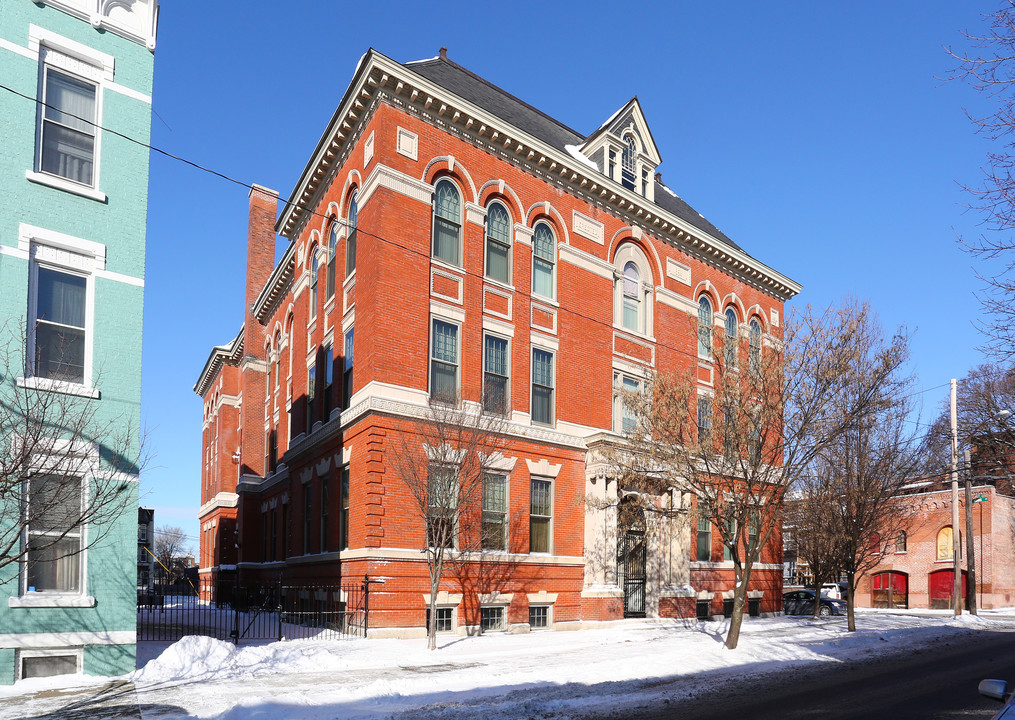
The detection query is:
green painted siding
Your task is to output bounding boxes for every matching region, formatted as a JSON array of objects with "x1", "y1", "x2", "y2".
[{"x1": 0, "y1": 1, "x2": 155, "y2": 684}]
